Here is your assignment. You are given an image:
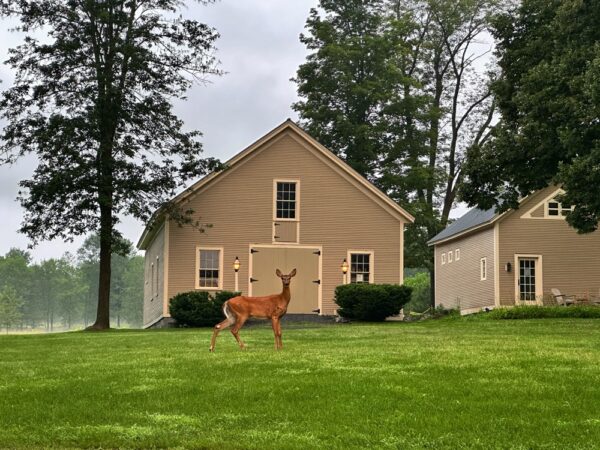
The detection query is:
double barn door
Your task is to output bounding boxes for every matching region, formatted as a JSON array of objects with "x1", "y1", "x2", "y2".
[{"x1": 249, "y1": 245, "x2": 321, "y2": 314}]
